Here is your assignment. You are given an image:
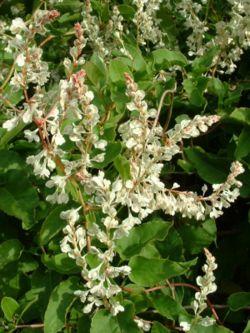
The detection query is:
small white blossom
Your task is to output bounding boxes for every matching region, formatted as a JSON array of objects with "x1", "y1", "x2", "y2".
[
  {"x1": 134, "y1": 317, "x2": 151, "y2": 332},
  {"x1": 16, "y1": 53, "x2": 26, "y2": 67},
  {"x1": 24, "y1": 129, "x2": 40, "y2": 143},
  {"x1": 10, "y1": 17, "x2": 27, "y2": 34},
  {"x1": 180, "y1": 321, "x2": 191, "y2": 332},
  {"x1": 2, "y1": 116, "x2": 19, "y2": 131}
]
